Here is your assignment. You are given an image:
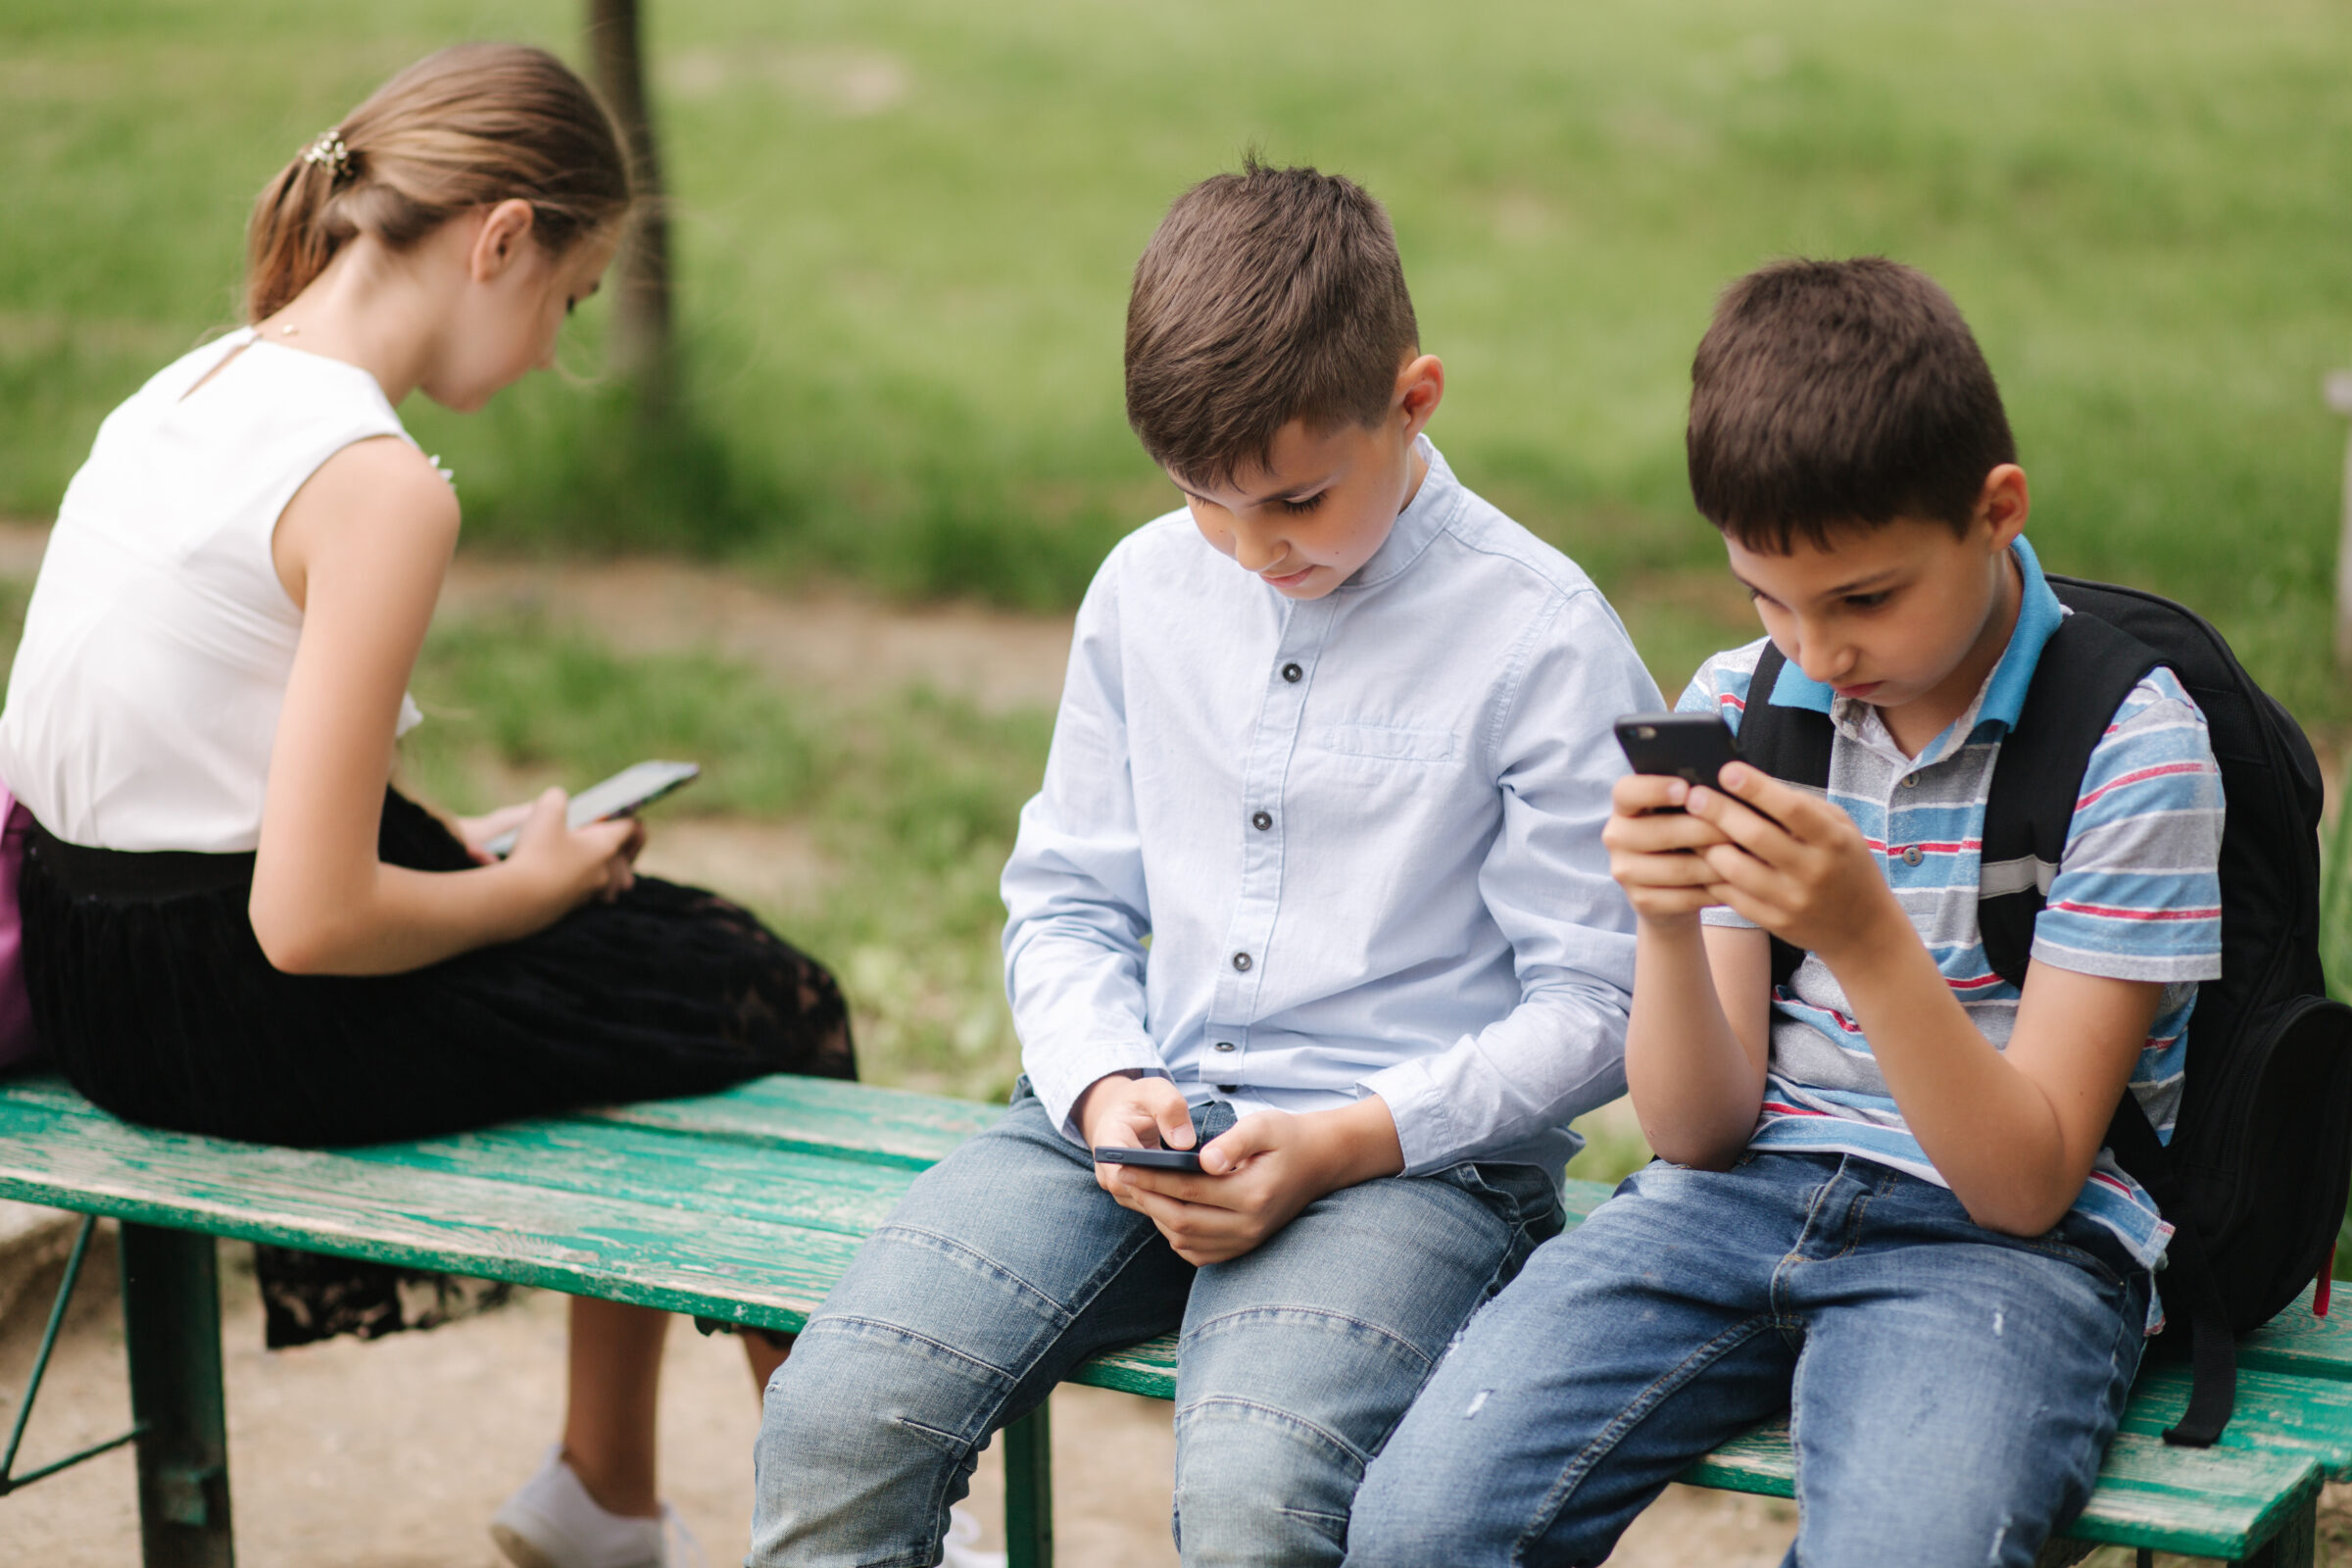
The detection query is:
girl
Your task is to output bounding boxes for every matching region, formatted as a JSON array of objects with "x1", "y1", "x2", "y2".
[{"x1": 0, "y1": 43, "x2": 909, "y2": 1568}]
